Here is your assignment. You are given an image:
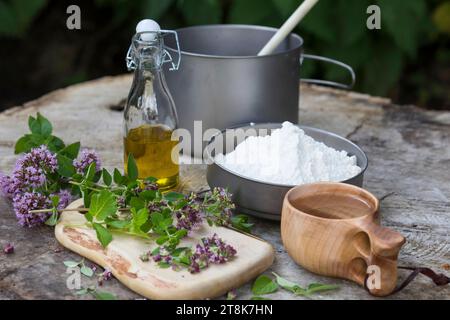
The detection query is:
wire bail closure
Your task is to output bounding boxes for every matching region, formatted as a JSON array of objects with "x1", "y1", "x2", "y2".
[{"x1": 126, "y1": 30, "x2": 181, "y2": 72}]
